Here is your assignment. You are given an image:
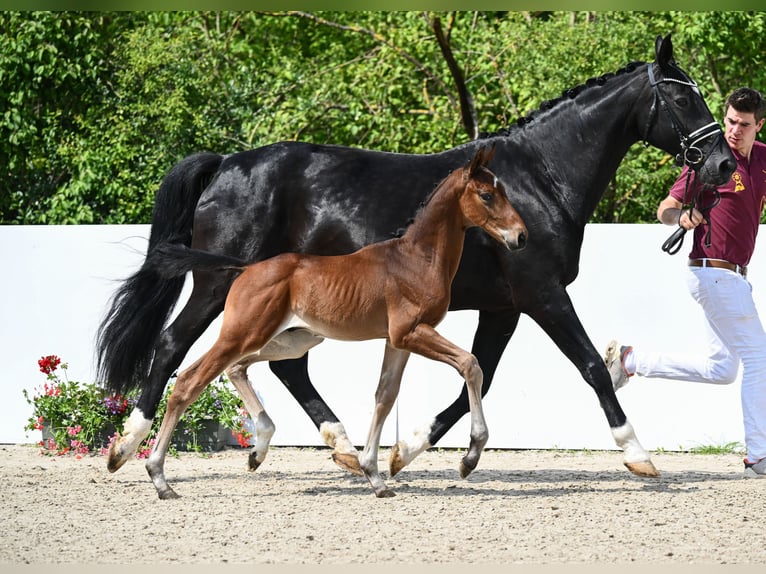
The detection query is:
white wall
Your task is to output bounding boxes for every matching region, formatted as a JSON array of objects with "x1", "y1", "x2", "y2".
[{"x1": 1, "y1": 224, "x2": 757, "y2": 451}]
